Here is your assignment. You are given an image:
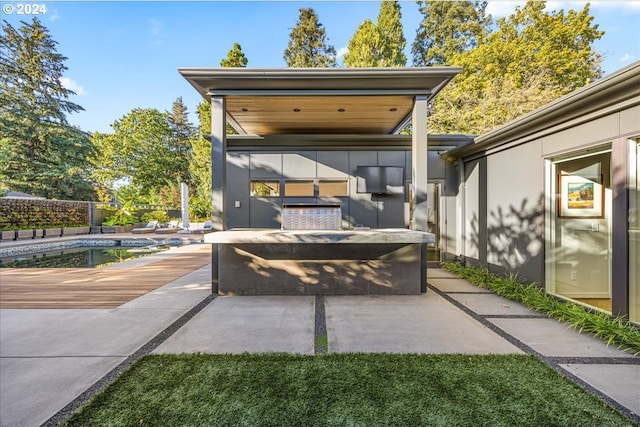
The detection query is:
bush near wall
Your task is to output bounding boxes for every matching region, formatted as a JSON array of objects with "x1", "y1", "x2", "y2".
[{"x1": 0, "y1": 199, "x2": 89, "y2": 230}]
